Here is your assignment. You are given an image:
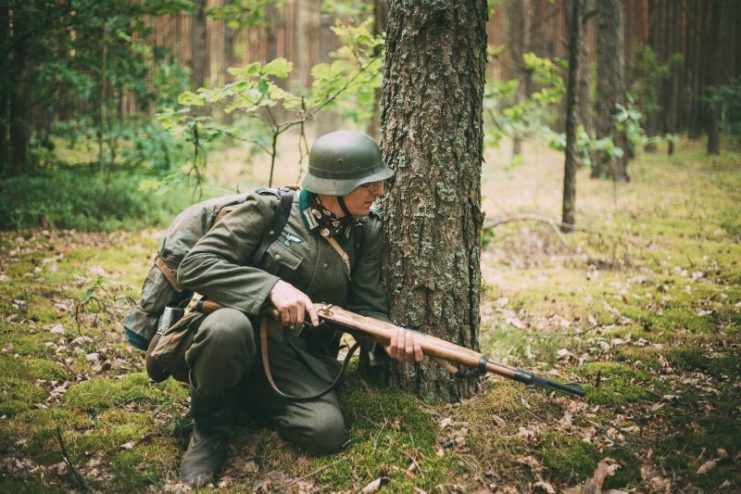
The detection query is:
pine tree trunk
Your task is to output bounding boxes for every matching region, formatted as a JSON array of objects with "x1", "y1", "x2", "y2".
[
  {"x1": 379, "y1": 0, "x2": 487, "y2": 403},
  {"x1": 0, "y1": 0, "x2": 9, "y2": 176},
  {"x1": 706, "y1": 0, "x2": 722, "y2": 155},
  {"x1": 563, "y1": 0, "x2": 583, "y2": 229},
  {"x1": 594, "y1": 0, "x2": 629, "y2": 182},
  {"x1": 365, "y1": 0, "x2": 387, "y2": 141},
  {"x1": 8, "y1": 0, "x2": 28, "y2": 177},
  {"x1": 506, "y1": 0, "x2": 530, "y2": 157},
  {"x1": 190, "y1": 0, "x2": 208, "y2": 89}
]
